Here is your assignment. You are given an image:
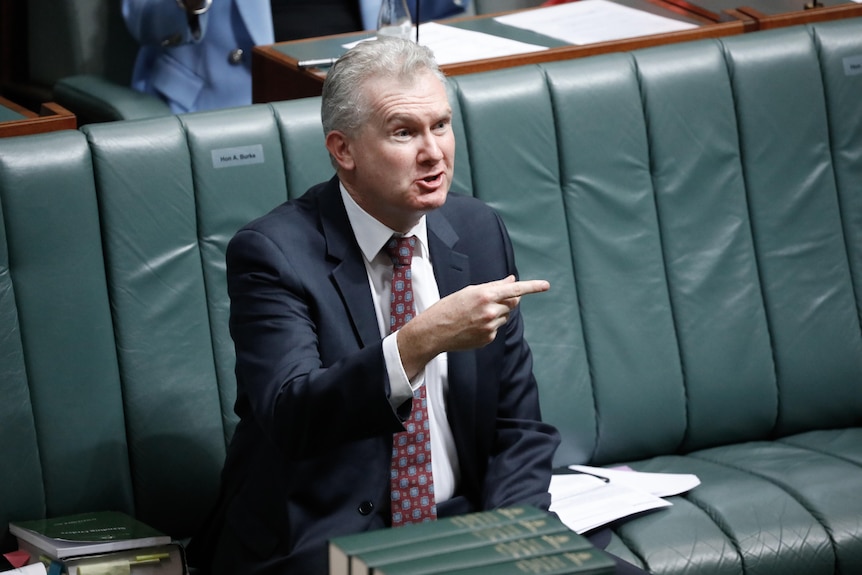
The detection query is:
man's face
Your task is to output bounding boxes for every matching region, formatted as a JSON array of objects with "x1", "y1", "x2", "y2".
[{"x1": 332, "y1": 70, "x2": 455, "y2": 233}]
